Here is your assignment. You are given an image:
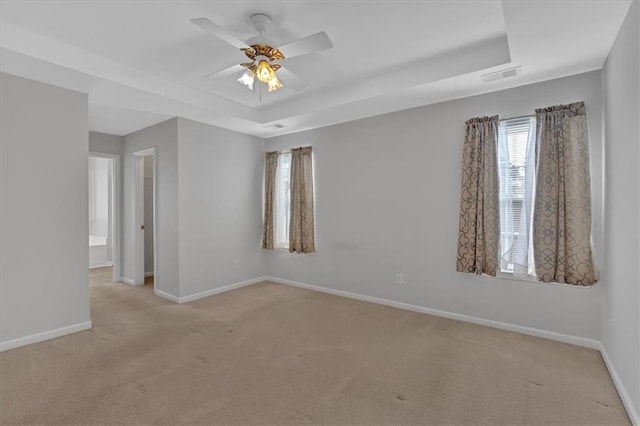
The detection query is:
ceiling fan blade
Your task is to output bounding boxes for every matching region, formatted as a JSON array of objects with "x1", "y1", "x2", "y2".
[
  {"x1": 277, "y1": 31, "x2": 333, "y2": 59},
  {"x1": 277, "y1": 67, "x2": 308, "y2": 91},
  {"x1": 191, "y1": 18, "x2": 248, "y2": 49},
  {"x1": 204, "y1": 64, "x2": 246, "y2": 79}
]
